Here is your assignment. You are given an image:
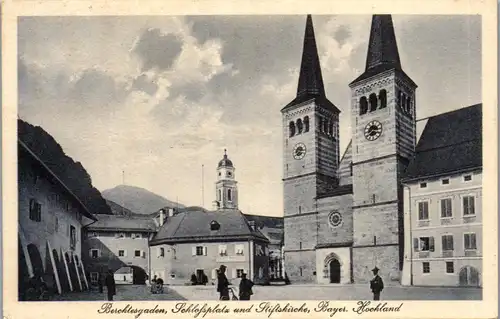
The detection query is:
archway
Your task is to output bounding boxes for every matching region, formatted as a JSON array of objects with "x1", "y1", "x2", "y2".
[
  {"x1": 27, "y1": 244, "x2": 44, "y2": 277},
  {"x1": 329, "y1": 259, "x2": 341, "y2": 284},
  {"x1": 459, "y1": 266, "x2": 480, "y2": 287},
  {"x1": 53, "y1": 249, "x2": 70, "y2": 292},
  {"x1": 114, "y1": 266, "x2": 147, "y2": 285}
]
